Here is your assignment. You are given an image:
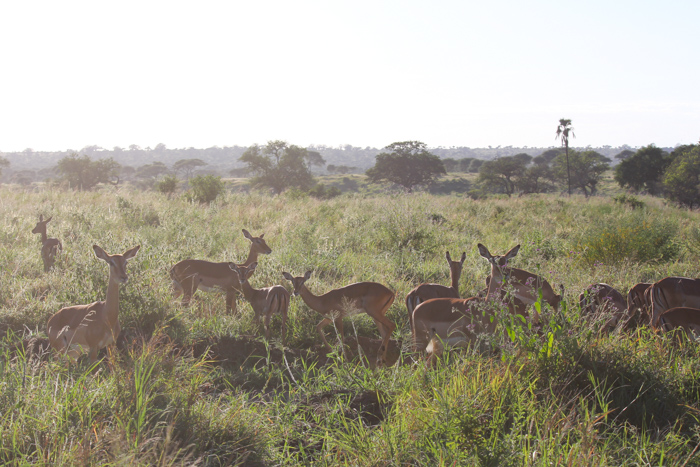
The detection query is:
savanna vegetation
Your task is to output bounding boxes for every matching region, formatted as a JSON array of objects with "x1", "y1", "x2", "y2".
[{"x1": 2, "y1": 184, "x2": 700, "y2": 465}]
